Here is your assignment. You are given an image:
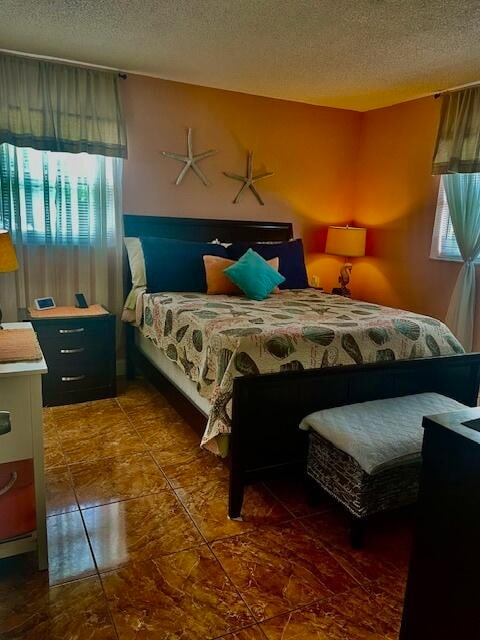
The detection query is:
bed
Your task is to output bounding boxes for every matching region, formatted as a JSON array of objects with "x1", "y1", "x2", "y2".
[{"x1": 123, "y1": 214, "x2": 480, "y2": 518}]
